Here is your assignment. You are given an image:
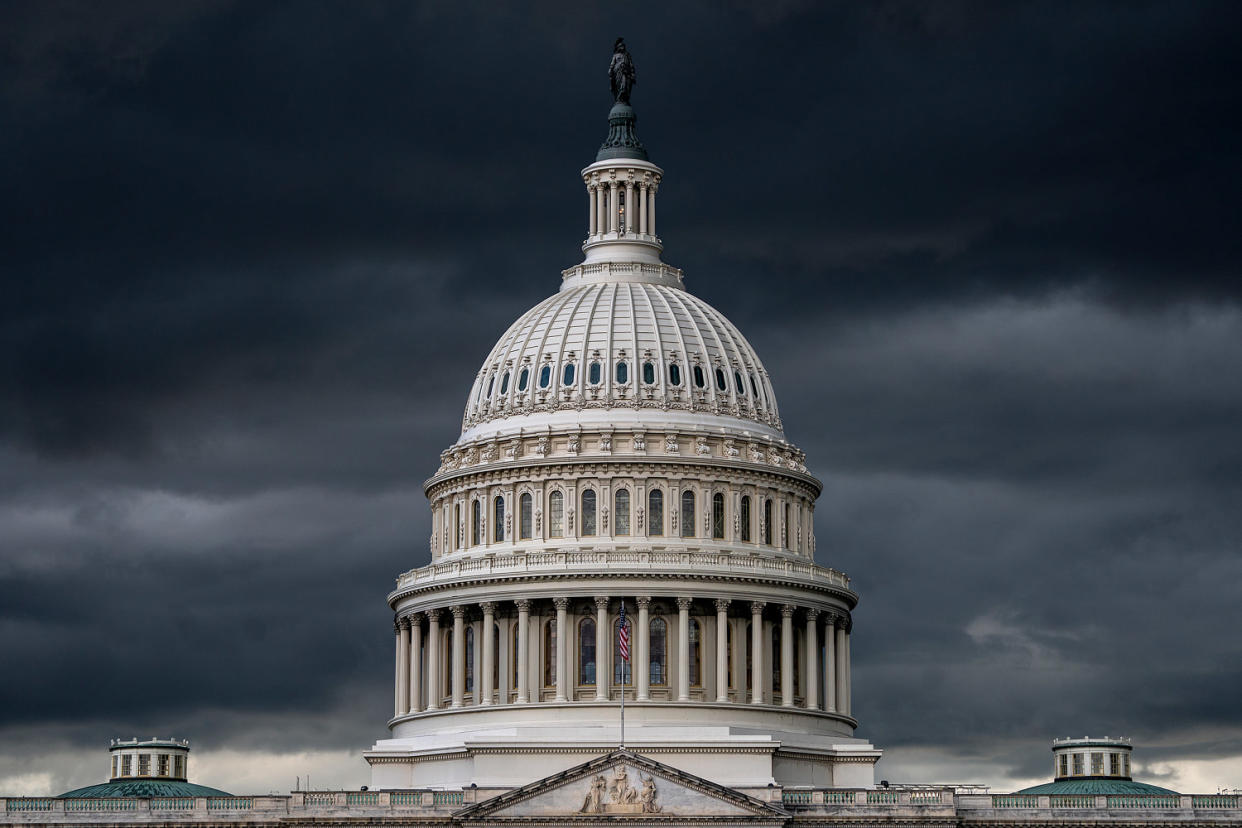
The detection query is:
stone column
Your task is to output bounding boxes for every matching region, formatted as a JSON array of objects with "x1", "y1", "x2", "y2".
[
  {"x1": 515, "y1": 600, "x2": 531, "y2": 704},
  {"x1": 480, "y1": 603, "x2": 496, "y2": 705},
  {"x1": 409, "y1": 613, "x2": 423, "y2": 713},
  {"x1": 677, "y1": 597, "x2": 692, "y2": 701},
  {"x1": 609, "y1": 181, "x2": 619, "y2": 233},
  {"x1": 750, "y1": 602, "x2": 764, "y2": 704},
  {"x1": 426, "y1": 610, "x2": 441, "y2": 710},
  {"x1": 636, "y1": 596, "x2": 651, "y2": 700},
  {"x1": 804, "y1": 609, "x2": 819, "y2": 710},
  {"x1": 835, "y1": 617, "x2": 848, "y2": 715},
  {"x1": 781, "y1": 604, "x2": 795, "y2": 708},
  {"x1": 595, "y1": 596, "x2": 610, "y2": 700},
  {"x1": 843, "y1": 619, "x2": 852, "y2": 716},
  {"x1": 824, "y1": 613, "x2": 836, "y2": 713},
  {"x1": 588, "y1": 185, "x2": 597, "y2": 236},
  {"x1": 596, "y1": 185, "x2": 606, "y2": 238},
  {"x1": 554, "y1": 597, "x2": 569, "y2": 702},
  {"x1": 648, "y1": 185, "x2": 657, "y2": 236},
  {"x1": 451, "y1": 606, "x2": 466, "y2": 708},
  {"x1": 393, "y1": 620, "x2": 404, "y2": 718},
  {"x1": 624, "y1": 181, "x2": 634, "y2": 234},
  {"x1": 639, "y1": 183, "x2": 648, "y2": 235},
  {"x1": 714, "y1": 599, "x2": 730, "y2": 703}
]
